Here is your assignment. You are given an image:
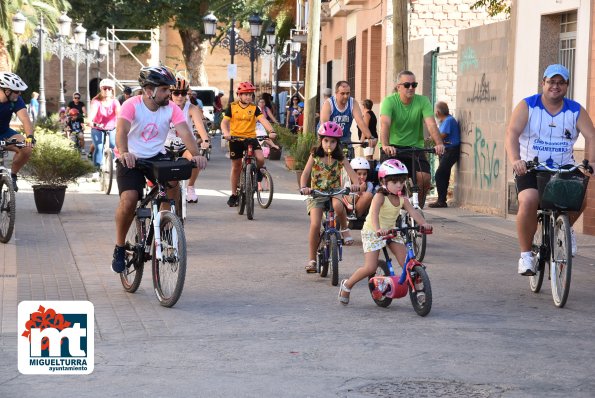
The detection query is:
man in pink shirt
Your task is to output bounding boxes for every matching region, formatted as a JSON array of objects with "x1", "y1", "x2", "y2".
[{"x1": 112, "y1": 66, "x2": 207, "y2": 273}]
